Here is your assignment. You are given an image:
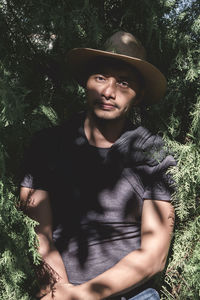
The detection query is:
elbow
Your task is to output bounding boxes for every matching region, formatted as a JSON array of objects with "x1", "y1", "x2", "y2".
[
  {"x1": 157, "y1": 252, "x2": 168, "y2": 273},
  {"x1": 37, "y1": 234, "x2": 55, "y2": 258},
  {"x1": 148, "y1": 256, "x2": 167, "y2": 277},
  {"x1": 144, "y1": 265, "x2": 163, "y2": 280},
  {"x1": 140, "y1": 251, "x2": 167, "y2": 278},
  {"x1": 158, "y1": 257, "x2": 167, "y2": 273}
]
